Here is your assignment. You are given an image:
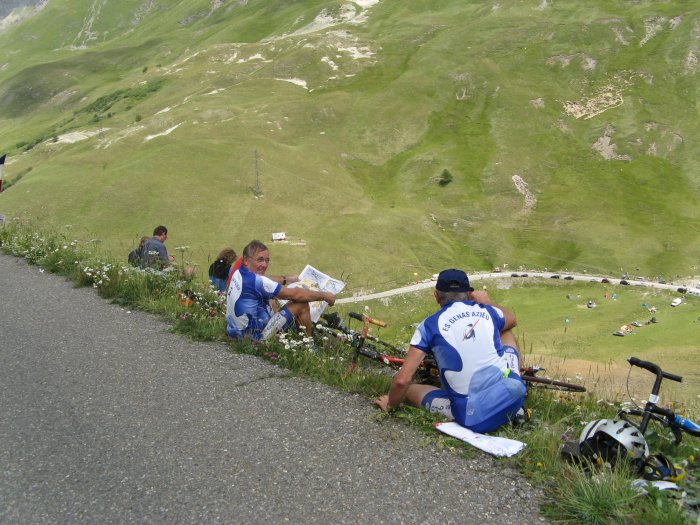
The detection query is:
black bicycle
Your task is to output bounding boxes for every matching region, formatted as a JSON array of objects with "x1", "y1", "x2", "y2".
[
  {"x1": 317, "y1": 312, "x2": 586, "y2": 393},
  {"x1": 616, "y1": 357, "x2": 700, "y2": 445}
]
